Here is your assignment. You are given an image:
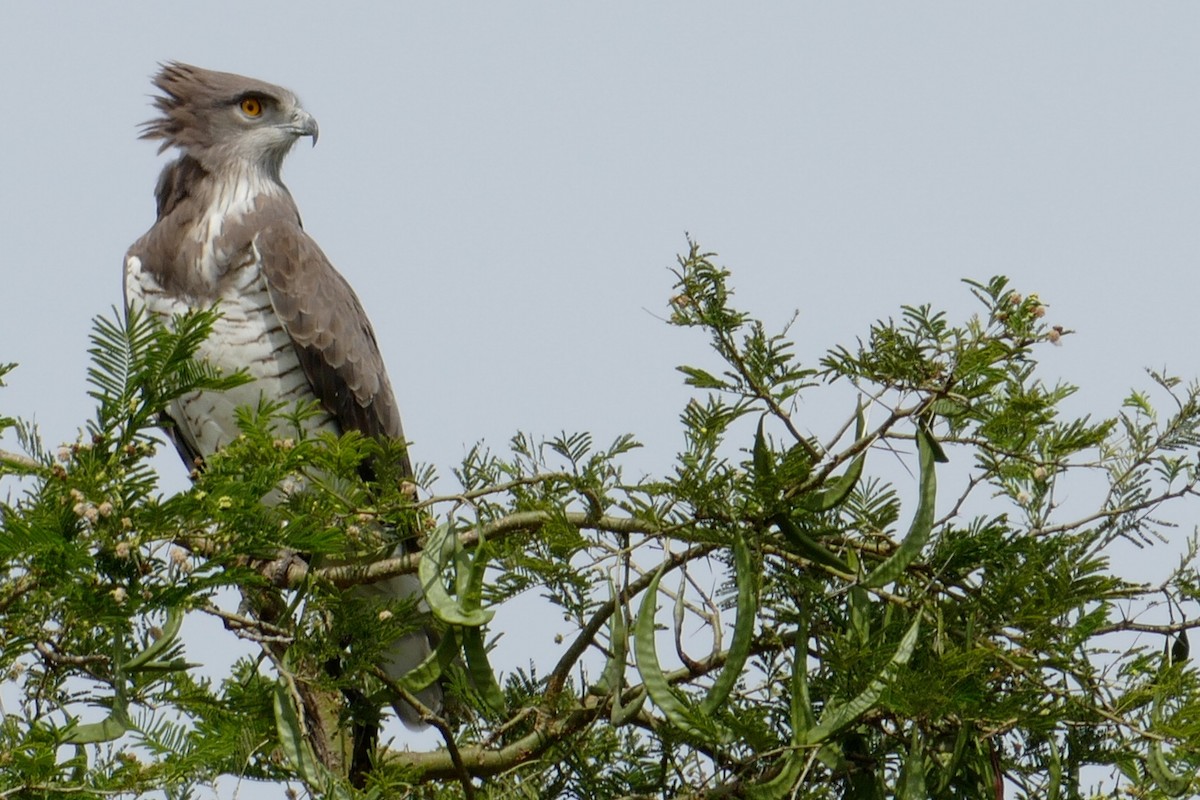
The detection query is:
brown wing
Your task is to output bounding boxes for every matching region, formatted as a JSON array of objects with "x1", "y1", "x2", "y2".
[{"x1": 254, "y1": 219, "x2": 412, "y2": 478}]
